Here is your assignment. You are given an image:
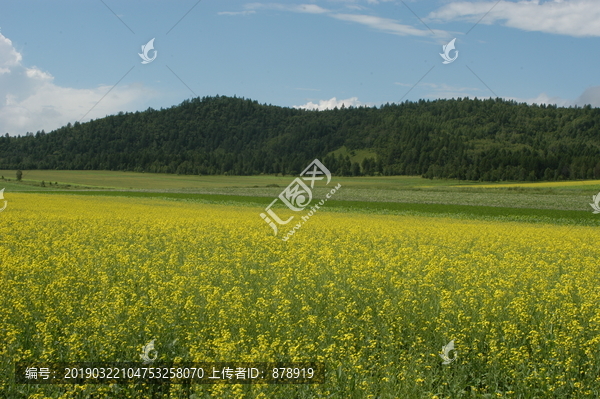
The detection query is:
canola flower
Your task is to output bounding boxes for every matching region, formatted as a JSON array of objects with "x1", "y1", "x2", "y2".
[{"x1": 1, "y1": 193, "x2": 599, "y2": 398}]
